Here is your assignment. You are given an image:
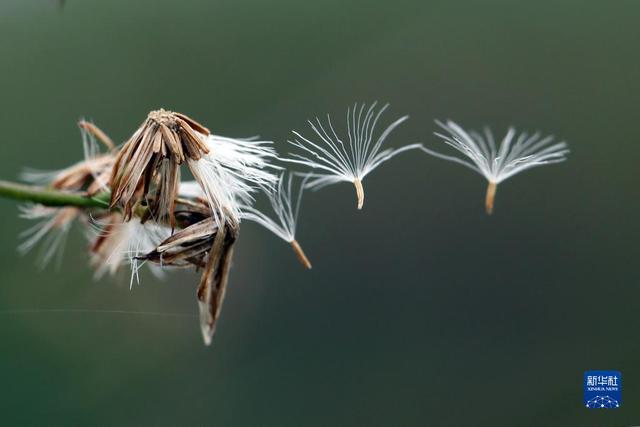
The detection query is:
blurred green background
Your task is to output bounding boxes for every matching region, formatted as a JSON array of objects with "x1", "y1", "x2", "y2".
[{"x1": 1, "y1": 0, "x2": 639, "y2": 425}]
